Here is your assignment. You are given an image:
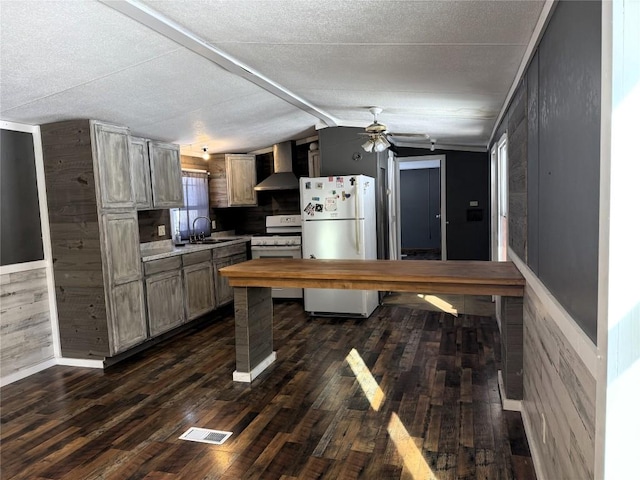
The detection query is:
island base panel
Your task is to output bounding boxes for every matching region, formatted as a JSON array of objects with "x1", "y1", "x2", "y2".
[{"x1": 233, "y1": 286, "x2": 274, "y2": 381}]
